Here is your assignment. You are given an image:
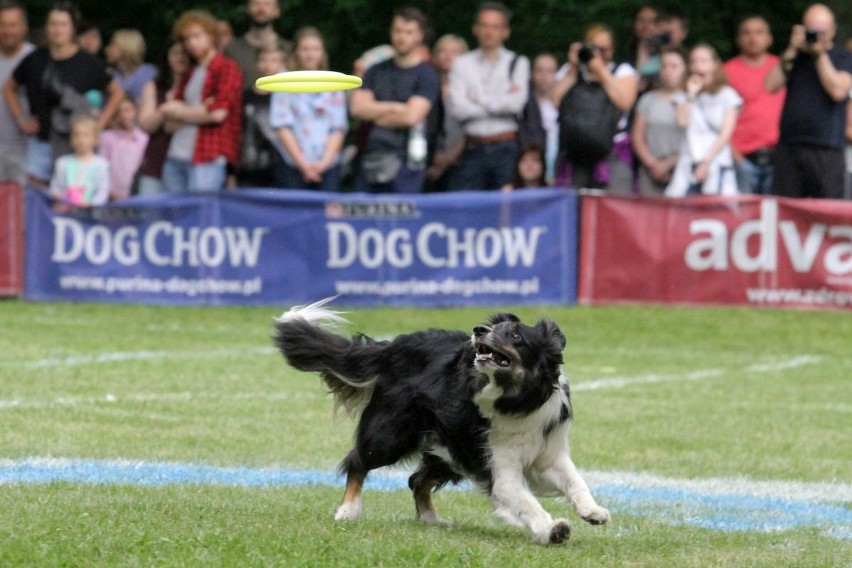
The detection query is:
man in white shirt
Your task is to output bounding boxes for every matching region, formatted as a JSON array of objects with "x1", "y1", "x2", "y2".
[
  {"x1": 447, "y1": 2, "x2": 529, "y2": 190},
  {"x1": 0, "y1": 1, "x2": 34, "y2": 184}
]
